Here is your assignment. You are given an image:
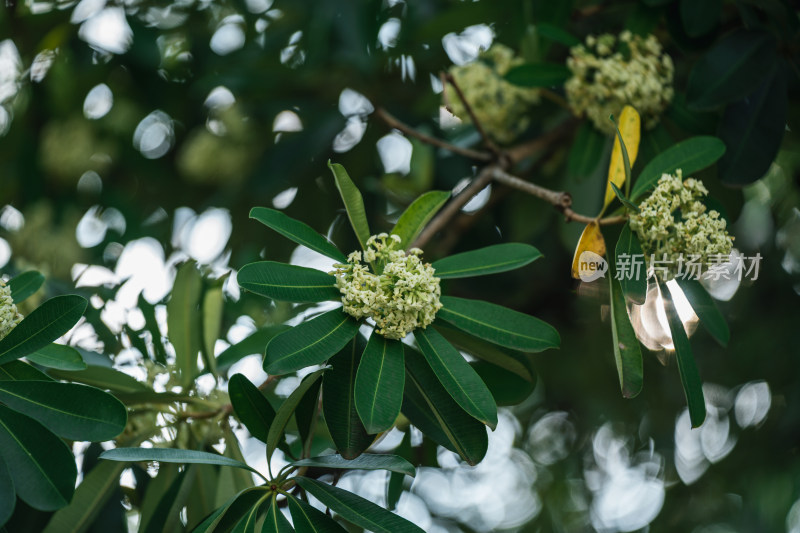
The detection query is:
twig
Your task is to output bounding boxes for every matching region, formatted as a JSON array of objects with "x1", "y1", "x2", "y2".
[
  {"x1": 491, "y1": 168, "x2": 626, "y2": 226},
  {"x1": 443, "y1": 72, "x2": 503, "y2": 158},
  {"x1": 375, "y1": 108, "x2": 492, "y2": 162}
]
